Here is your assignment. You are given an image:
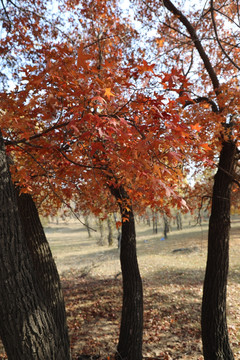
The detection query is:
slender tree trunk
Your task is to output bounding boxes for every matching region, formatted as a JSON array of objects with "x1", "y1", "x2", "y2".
[
  {"x1": 152, "y1": 211, "x2": 158, "y2": 234},
  {"x1": 163, "y1": 213, "x2": 169, "y2": 239},
  {"x1": 176, "y1": 212, "x2": 182, "y2": 230},
  {"x1": 98, "y1": 218, "x2": 104, "y2": 246},
  {"x1": 107, "y1": 214, "x2": 114, "y2": 246},
  {"x1": 201, "y1": 140, "x2": 236, "y2": 360},
  {"x1": 84, "y1": 215, "x2": 91, "y2": 237},
  {"x1": 110, "y1": 185, "x2": 143, "y2": 360},
  {"x1": 0, "y1": 133, "x2": 70, "y2": 359},
  {"x1": 16, "y1": 192, "x2": 71, "y2": 359}
]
